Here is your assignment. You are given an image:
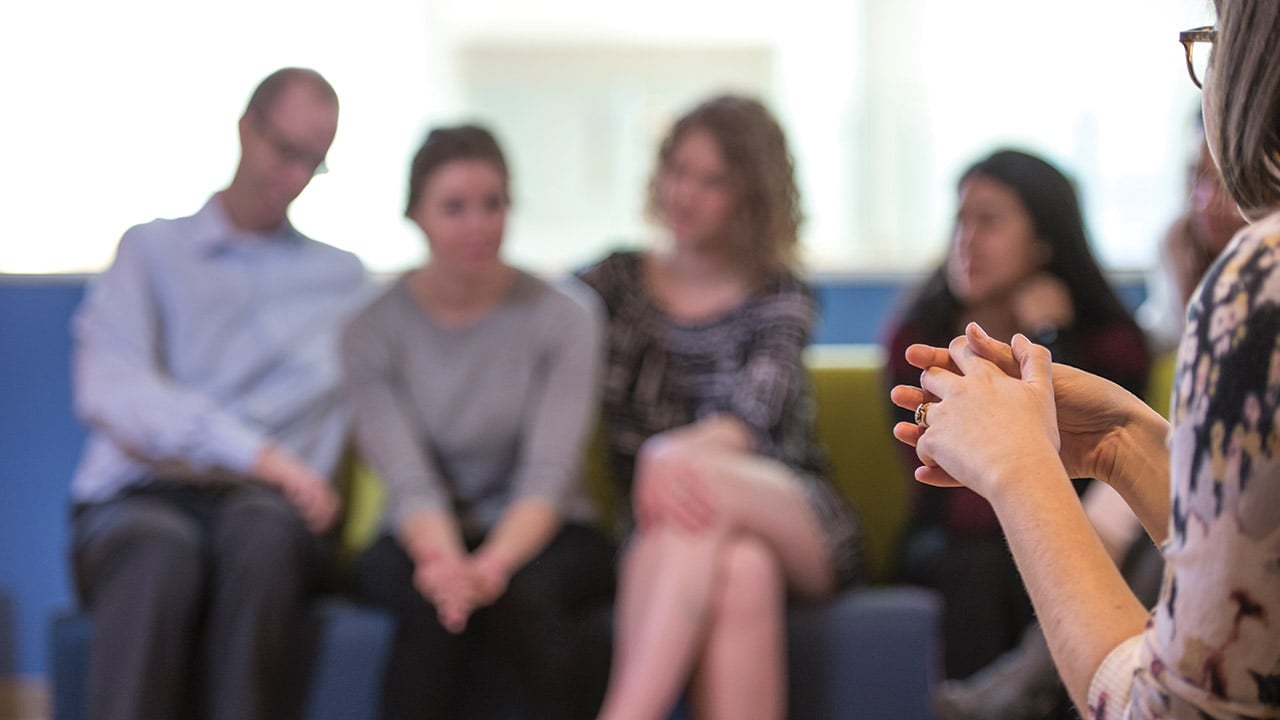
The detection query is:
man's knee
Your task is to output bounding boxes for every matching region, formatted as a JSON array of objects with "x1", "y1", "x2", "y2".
[
  {"x1": 74, "y1": 499, "x2": 203, "y2": 607},
  {"x1": 213, "y1": 487, "x2": 311, "y2": 569}
]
